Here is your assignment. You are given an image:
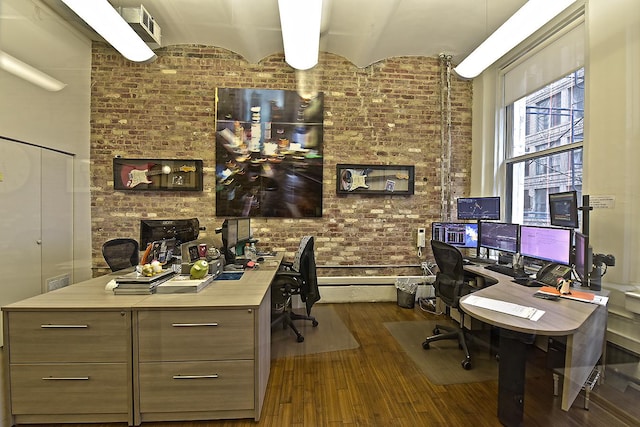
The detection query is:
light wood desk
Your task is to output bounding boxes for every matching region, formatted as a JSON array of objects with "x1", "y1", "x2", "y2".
[
  {"x1": 2, "y1": 254, "x2": 283, "y2": 426},
  {"x1": 460, "y1": 264, "x2": 607, "y2": 427}
]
